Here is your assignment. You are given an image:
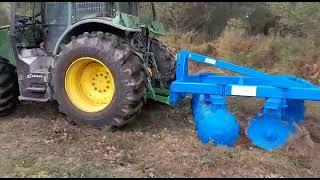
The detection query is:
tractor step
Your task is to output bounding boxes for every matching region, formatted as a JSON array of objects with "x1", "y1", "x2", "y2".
[
  {"x1": 16, "y1": 48, "x2": 53, "y2": 102},
  {"x1": 26, "y1": 87, "x2": 47, "y2": 93},
  {"x1": 18, "y1": 96, "x2": 50, "y2": 102},
  {"x1": 169, "y1": 50, "x2": 320, "y2": 151}
]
